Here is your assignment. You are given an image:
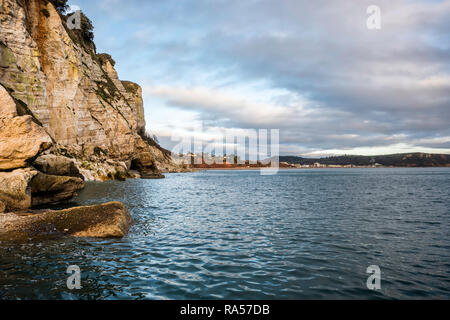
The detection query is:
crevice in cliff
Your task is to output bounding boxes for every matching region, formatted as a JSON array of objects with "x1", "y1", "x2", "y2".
[
  {"x1": 90, "y1": 113, "x2": 102, "y2": 126},
  {"x1": 96, "y1": 61, "x2": 135, "y2": 112},
  {"x1": 1, "y1": 84, "x2": 44, "y2": 127},
  {"x1": 94, "y1": 80, "x2": 131, "y2": 128}
]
